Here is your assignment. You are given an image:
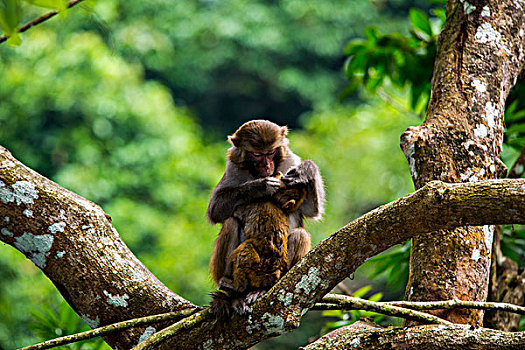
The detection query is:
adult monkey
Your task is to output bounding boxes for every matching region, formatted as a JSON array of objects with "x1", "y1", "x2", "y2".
[{"x1": 207, "y1": 120, "x2": 325, "y2": 317}]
